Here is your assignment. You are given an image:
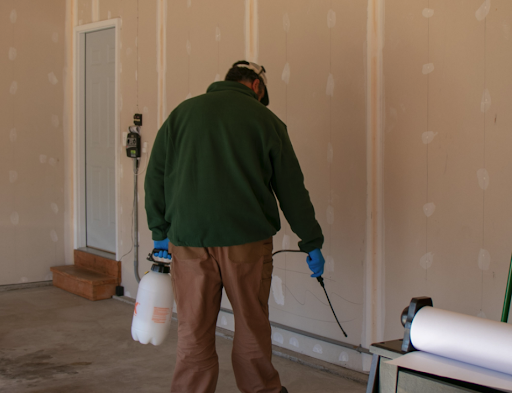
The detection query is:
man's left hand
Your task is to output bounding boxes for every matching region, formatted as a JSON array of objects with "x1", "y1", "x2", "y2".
[{"x1": 306, "y1": 248, "x2": 325, "y2": 278}]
